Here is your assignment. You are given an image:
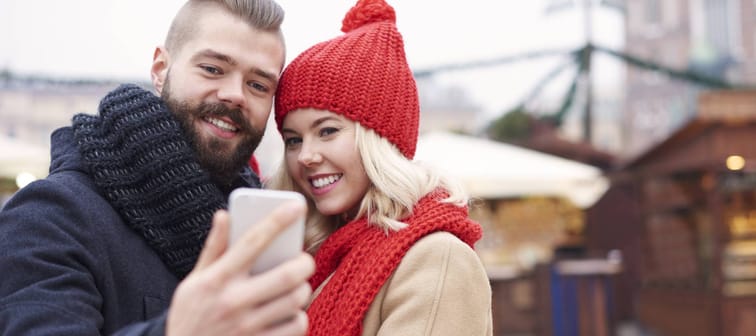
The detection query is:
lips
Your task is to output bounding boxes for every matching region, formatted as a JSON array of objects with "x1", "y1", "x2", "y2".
[
  {"x1": 310, "y1": 174, "x2": 343, "y2": 189},
  {"x1": 204, "y1": 116, "x2": 239, "y2": 132}
]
